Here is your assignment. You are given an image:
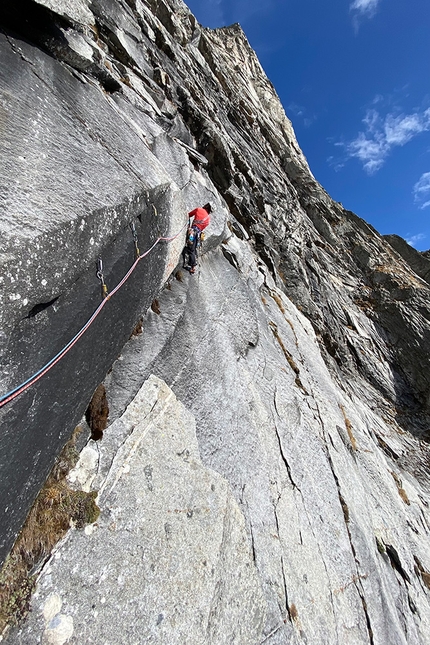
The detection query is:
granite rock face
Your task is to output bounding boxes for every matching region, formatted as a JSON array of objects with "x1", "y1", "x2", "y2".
[
  {"x1": 102, "y1": 236, "x2": 430, "y2": 645},
  {"x1": 1, "y1": 0, "x2": 430, "y2": 644},
  {"x1": 384, "y1": 234, "x2": 430, "y2": 286},
  {"x1": 0, "y1": 0, "x2": 227, "y2": 561},
  {"x1": 8, "y1": 376, "x2": 266, "y2": 645}
]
